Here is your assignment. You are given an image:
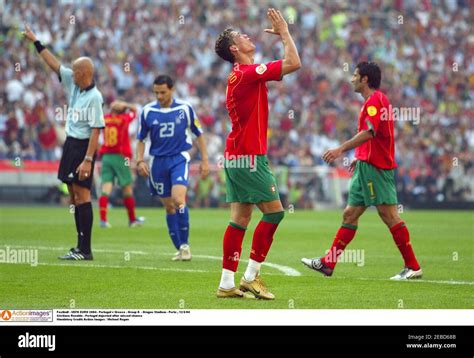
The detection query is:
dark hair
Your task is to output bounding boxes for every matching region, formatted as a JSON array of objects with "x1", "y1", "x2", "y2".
[
  {"x1": 356, "y1": 61, "x2": 381, "y2": 89},
  {"x1": 153, "y1": 75, "x2": 174, "y2": 89},
  {"x1": 215, "y1": 28, "x2": 236, "y2": 63}
]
